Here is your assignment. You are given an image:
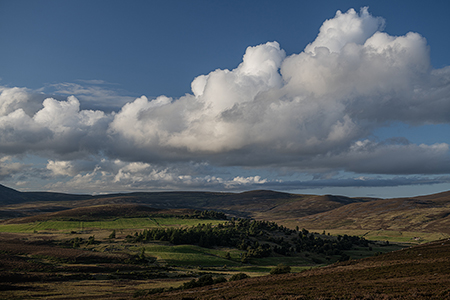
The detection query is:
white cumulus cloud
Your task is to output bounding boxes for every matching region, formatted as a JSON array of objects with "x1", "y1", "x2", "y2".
[{"x1": 1, "y1": 7, "x2": 450, "y2": 193}]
